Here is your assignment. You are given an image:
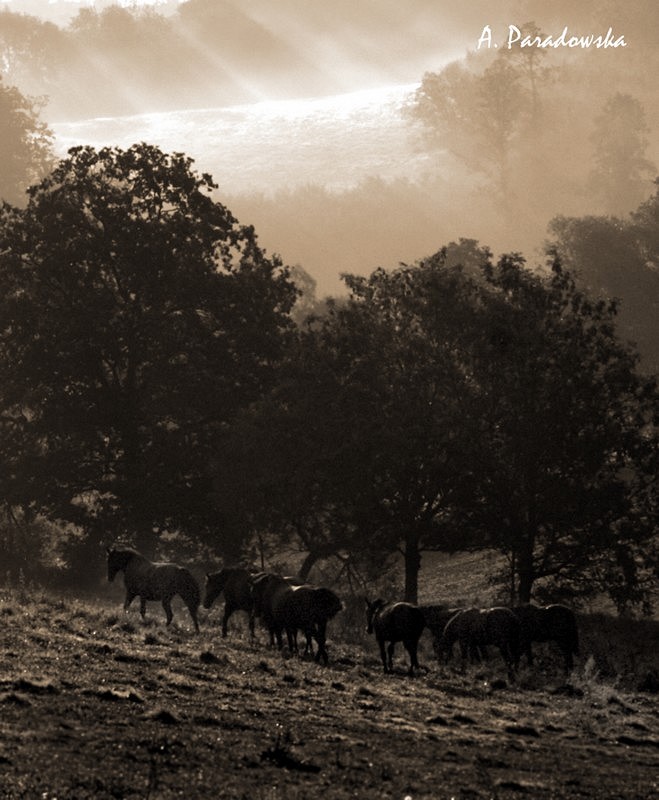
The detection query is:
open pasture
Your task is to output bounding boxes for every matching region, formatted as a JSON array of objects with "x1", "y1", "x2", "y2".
[{"x1": 0, "y1": 579, "x2": 657, "y2": 799}]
